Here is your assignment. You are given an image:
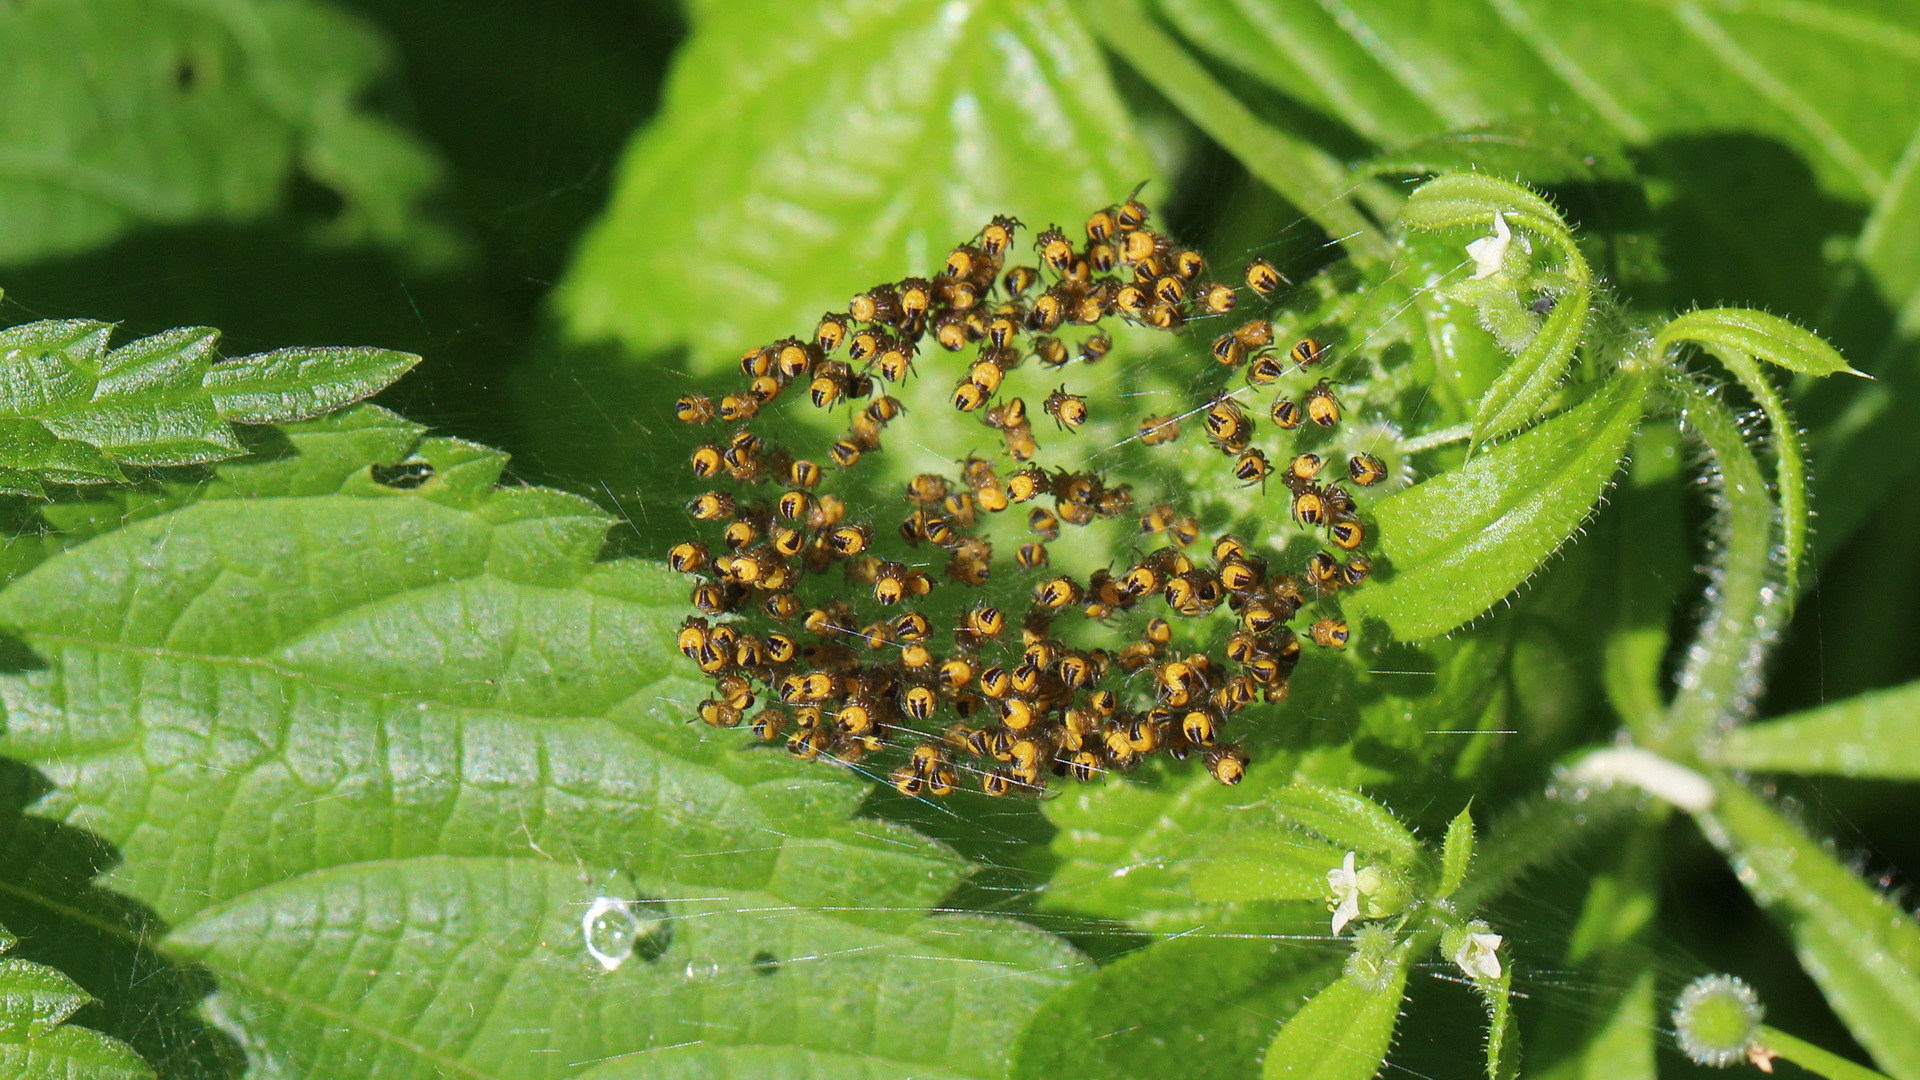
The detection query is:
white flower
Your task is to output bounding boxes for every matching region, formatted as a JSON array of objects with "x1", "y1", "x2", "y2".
[
  {"x1": 1466, "y1": 212, "x2": 1512, "y2": 279},
  {"x1": 1453, "y1": 931, "x2": 1503, "y2": 981},
  {"x1": 1326, "y1": 851, "x2": 1381, "y2": 936}
]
